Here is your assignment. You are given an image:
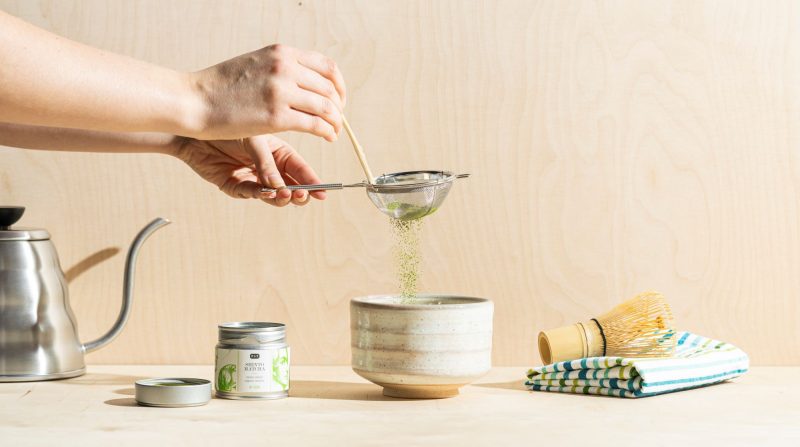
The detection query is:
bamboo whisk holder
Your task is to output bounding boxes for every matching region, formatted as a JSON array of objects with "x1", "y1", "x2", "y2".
[{"x1": 538, "y1": 321, "x2": 604, "y2": 365}]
